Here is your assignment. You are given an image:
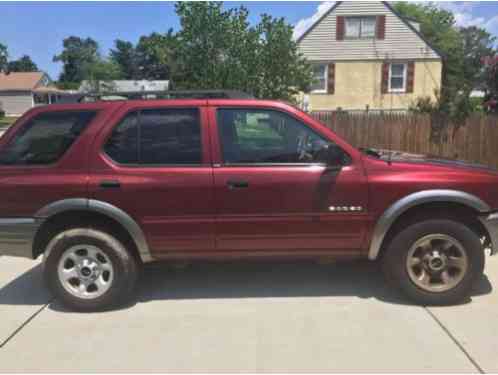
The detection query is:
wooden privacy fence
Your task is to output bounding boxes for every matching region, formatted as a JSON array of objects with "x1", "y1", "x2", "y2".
[{"x1": 311, "y1": 111, "x2": 498, "y2": 169}]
